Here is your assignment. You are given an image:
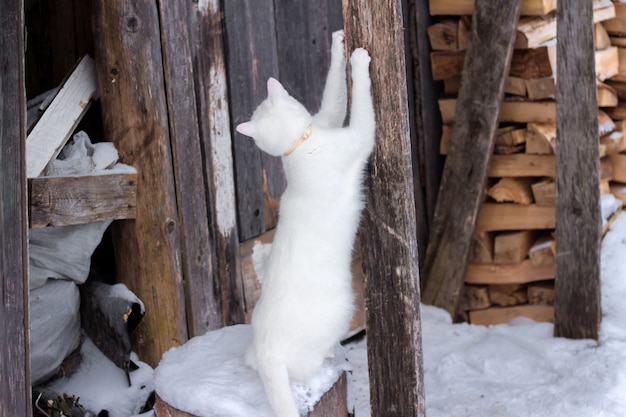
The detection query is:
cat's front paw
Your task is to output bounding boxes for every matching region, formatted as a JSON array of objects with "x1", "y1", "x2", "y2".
[
  {"x1": 350, "y1": 47, "x2": 371, "y2": 68},
  {"x1": 331, "y1": 30, "x2": 346, "y2": 61}
]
